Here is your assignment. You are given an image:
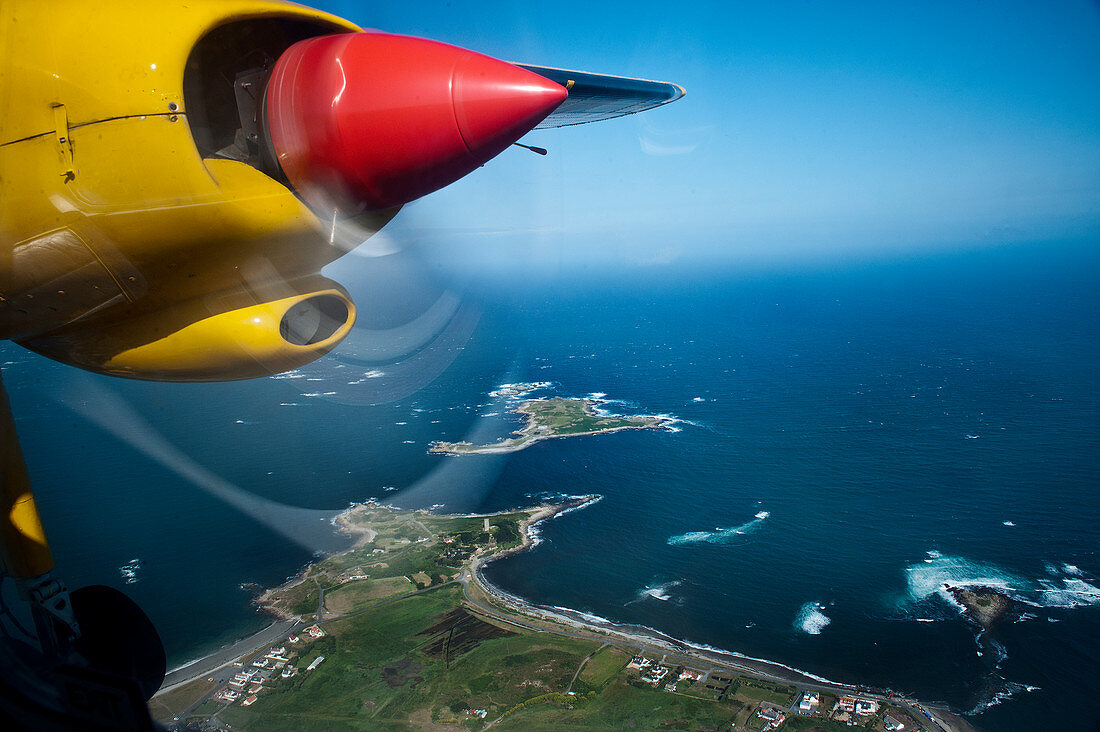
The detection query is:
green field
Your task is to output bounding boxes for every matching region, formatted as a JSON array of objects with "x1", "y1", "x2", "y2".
[
  {"x1": 324, "y1": 577, "x2": 415, "y2": 614},
  {"x1": 210, "y1": 584, "x2": 747, "y2": 731},
  {"x1": 735, "y1": 686, "x2": 792, "y2": 706},
  {"x1": 261, "y1": 506, "x2": 533, "y2": 621},
  {"x1": 520, "y1": 398, "x2": 655, "y2": 435},
  {"x1": 577, "y1": 646, "x2": 629, "y2": 689}
]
